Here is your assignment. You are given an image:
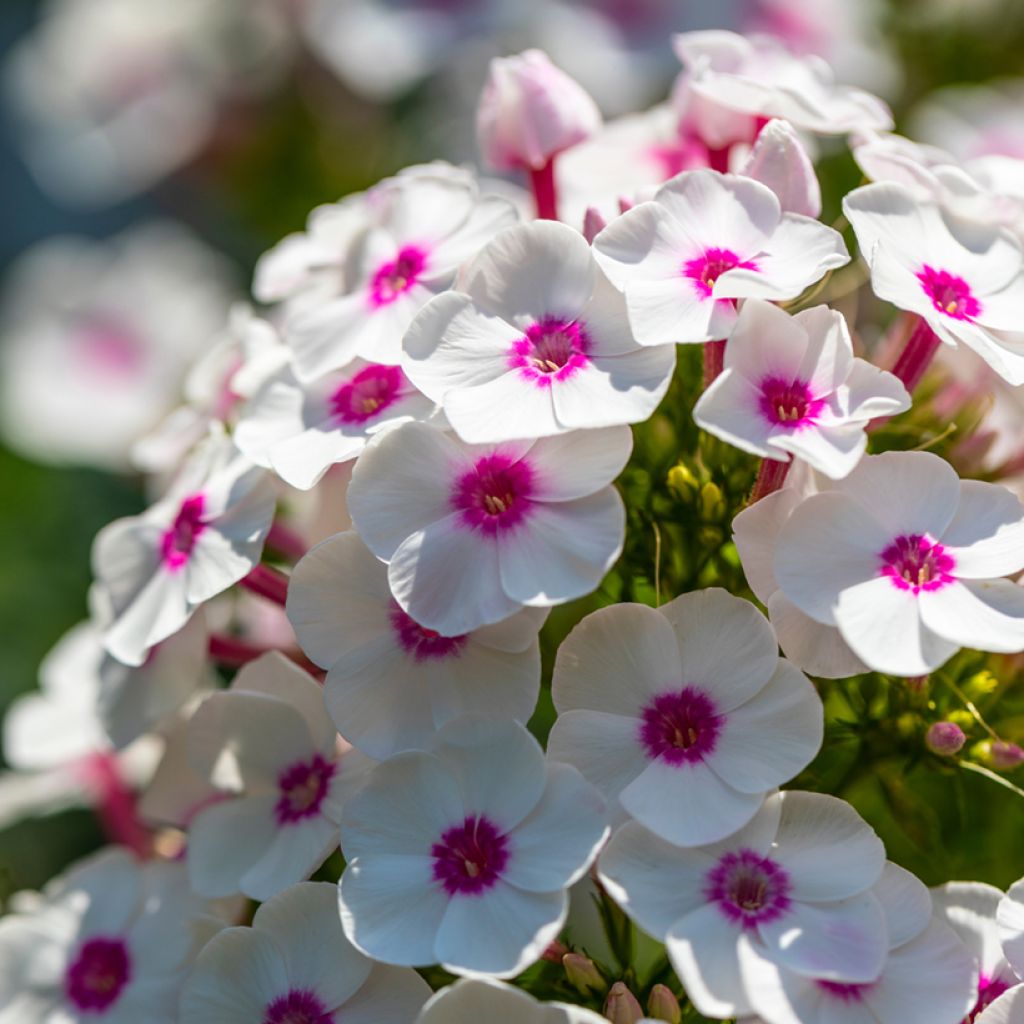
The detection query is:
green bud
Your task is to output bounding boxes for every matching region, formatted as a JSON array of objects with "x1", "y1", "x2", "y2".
[
  {"x1": 563, "y1": 953, "x2": 603, "y2": 996},
  {"x1": 646, "y1": 984, "x2": 682, "y2": 1023}
]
